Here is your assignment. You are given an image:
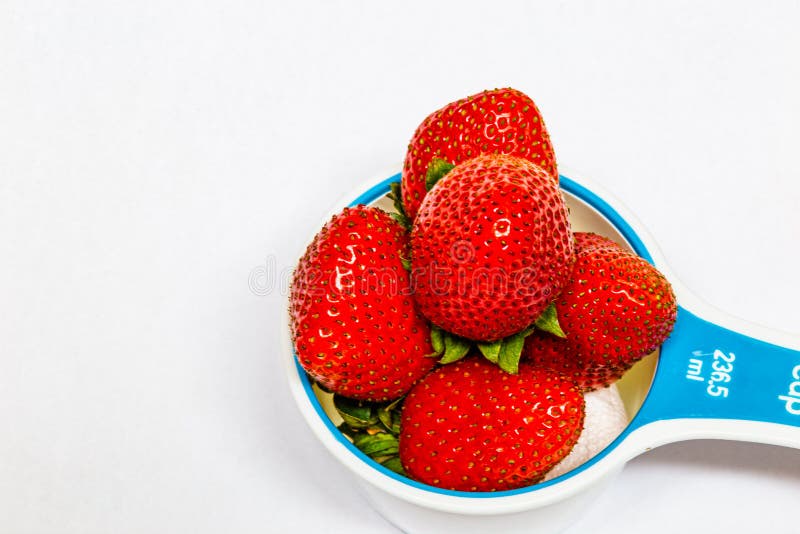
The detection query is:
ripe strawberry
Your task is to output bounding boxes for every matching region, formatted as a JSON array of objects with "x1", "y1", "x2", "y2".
[
  {"x1": 523, "y1": 233, "x2": 678, "y2": 390},
  {"x1": 410, "y1": 154, "x2": 575, "y2": 342},
  {"x1": 290, "y1": 206, "x2": 435, "y2": 402},
  {"x1": 399, "y1": 357, "x2": 584, "y2": 491},
  {"x1": 401, "y1": 88, "x2": 557, "y2": 221}
]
